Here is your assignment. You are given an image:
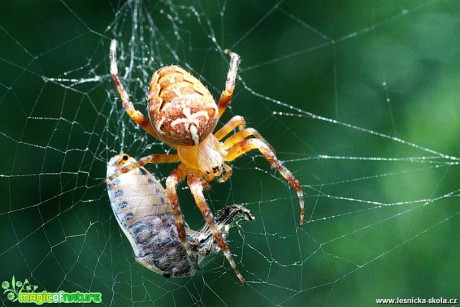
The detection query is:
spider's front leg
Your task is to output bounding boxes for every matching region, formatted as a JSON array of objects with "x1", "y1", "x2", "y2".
[
  {"x1": 188, "y1": 175, "x2": 246, "y2": 283},
  {"x1": 107, "y1": 153, "x2": 180, "y2": 182},
  {"x1": 225, "y1": 138, "x2": 305, "y2": 226},
  {"x1": 166, "y1": 168, "x2": 200, "y2": 270}
]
